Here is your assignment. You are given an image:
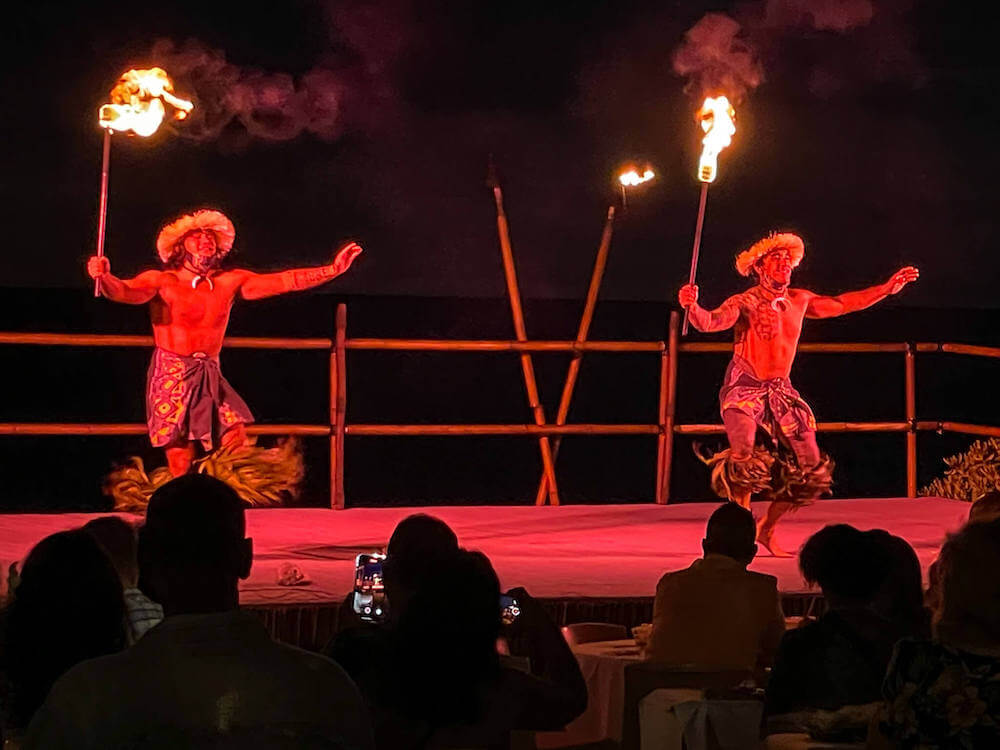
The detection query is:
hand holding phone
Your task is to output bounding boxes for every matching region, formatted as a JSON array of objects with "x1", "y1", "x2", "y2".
[{"x1": 352, "y1": 553, "x2": 387, "y2": 623}]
